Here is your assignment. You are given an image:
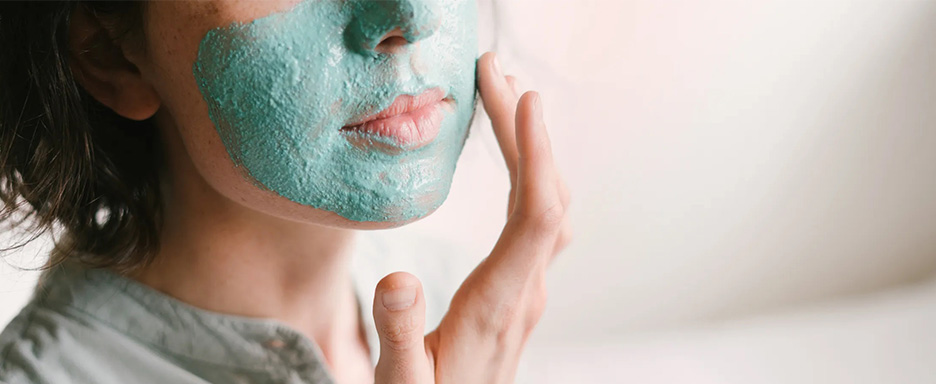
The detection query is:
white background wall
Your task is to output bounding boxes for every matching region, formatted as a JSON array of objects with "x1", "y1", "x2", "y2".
[{"x1": 3, "y1": 0, "x2": 936, "y2": 360}]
